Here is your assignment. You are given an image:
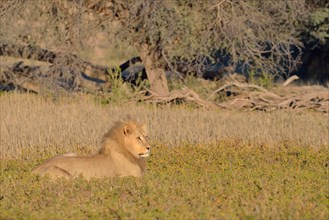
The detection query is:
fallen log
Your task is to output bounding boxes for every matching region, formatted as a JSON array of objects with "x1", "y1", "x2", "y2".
[
  {"x1": 211, "y1": 80, "x2": 329, "y2": 113},
  {"x1": 143, "y1": 87, "x2": 218, "y2": 109},
  {"x1": 282, "y1": 75, "x2": 299, "y2": 87},
  {"x1": 0, "y1": 42, "x2": 143, "y2": 92}
]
